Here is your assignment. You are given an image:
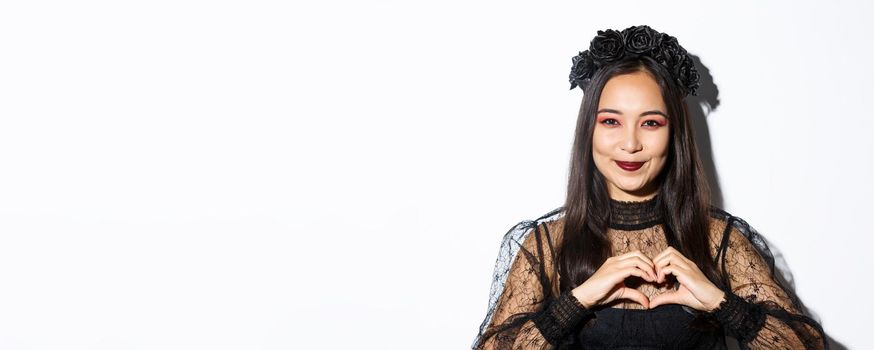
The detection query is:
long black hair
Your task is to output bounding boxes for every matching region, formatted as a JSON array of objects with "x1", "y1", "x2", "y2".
[{"x1": 558, "y1": 54, "x2": 724, "y2": 298}]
